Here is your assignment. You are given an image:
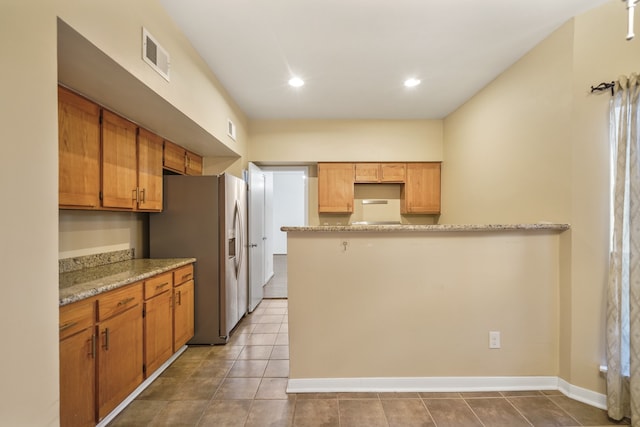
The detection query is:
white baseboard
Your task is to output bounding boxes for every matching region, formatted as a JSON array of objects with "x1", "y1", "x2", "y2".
[
  {"x1": 287, "y1": 376, "x2": 559, "y2": 393},
  {"x1": 96, "y1": 345, "x2": 188, "y2": 427},
  {"x1": 287, "y1": 376, "x2": 607, "y2": 410},
  {"x1": 558, "y1": 378, "x2": 607, "y2": 410}
]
